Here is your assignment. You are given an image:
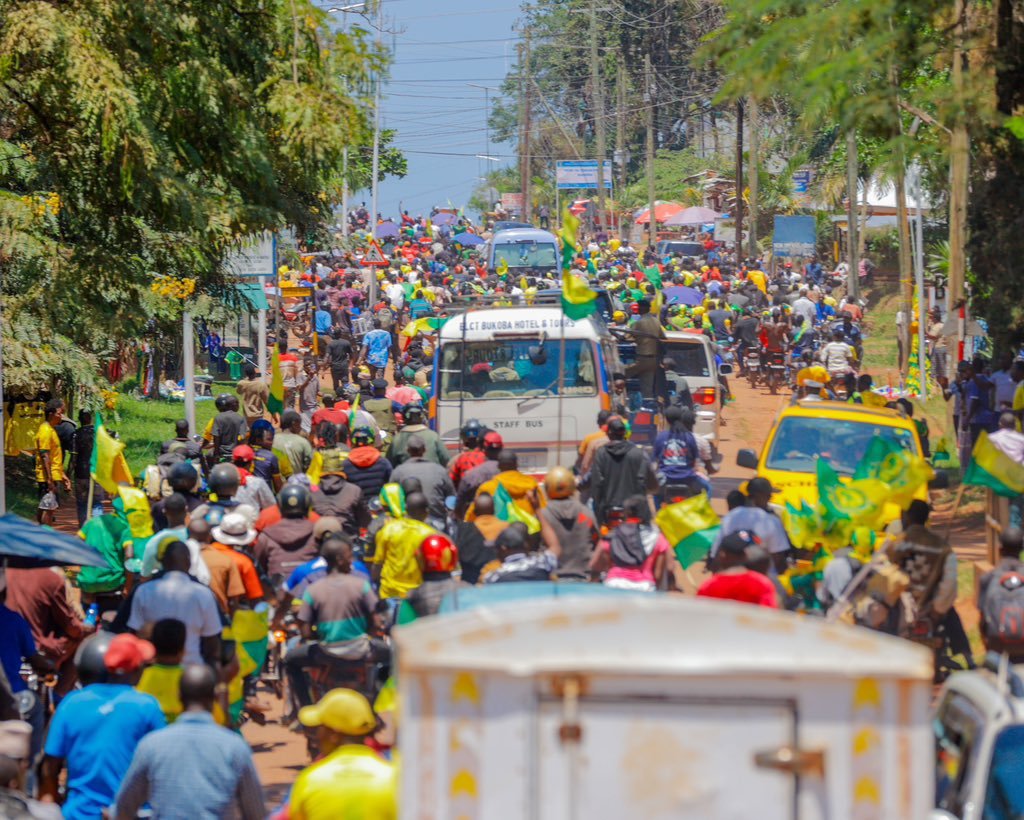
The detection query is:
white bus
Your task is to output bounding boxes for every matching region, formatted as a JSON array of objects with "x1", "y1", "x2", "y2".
[{"x1": 430, "y1": 307, "x2": 622, "y2": 476}]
